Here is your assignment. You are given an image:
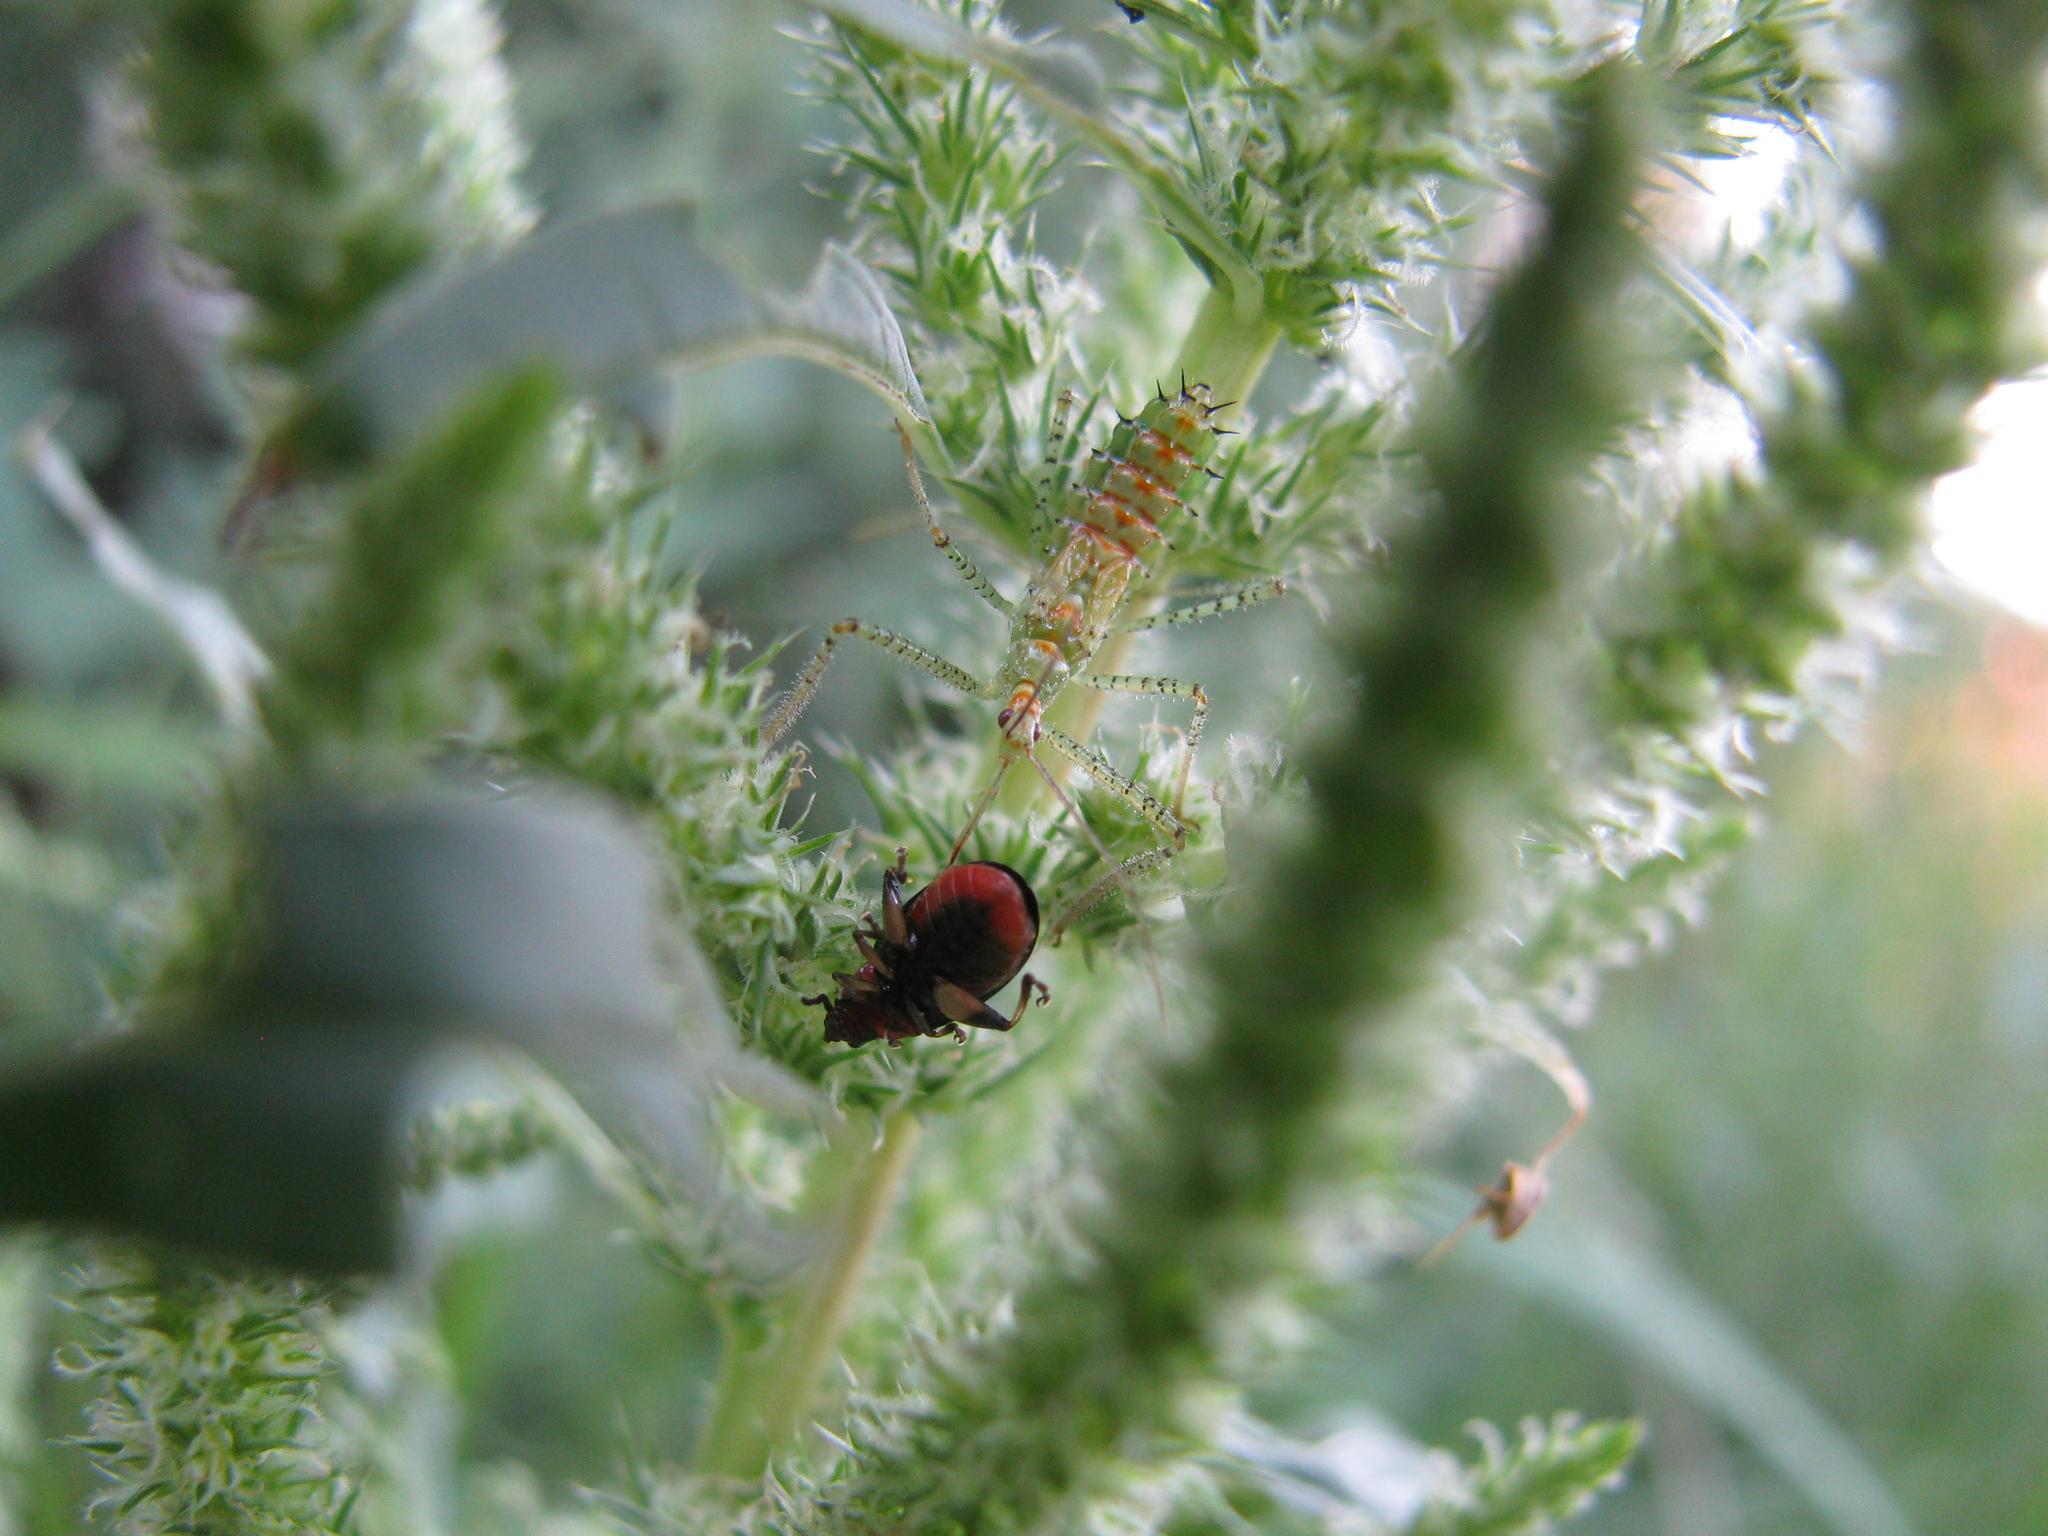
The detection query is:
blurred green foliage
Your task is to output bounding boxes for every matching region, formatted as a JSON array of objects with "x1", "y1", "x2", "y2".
[
  {"x1": 1295, "y1": 628, "x2": 2048, "y2": 1536},
  {"x1": 1, "y1": 1, "x2": 2045, "y2": 1534}
]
